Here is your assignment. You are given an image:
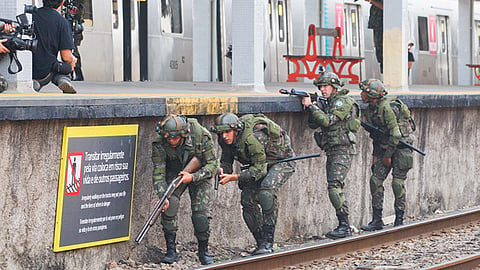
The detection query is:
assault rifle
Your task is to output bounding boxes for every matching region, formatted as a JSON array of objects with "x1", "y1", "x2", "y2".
[
  {"x1": 361, "y1": 121, "x2": 426, "y2": 156},
  {"x1": 239, "y1": 153, "x2": 321, "y2": 171},
  {"x1": 135, "y1": 156, "x2": 202, "y2": 244},
  {"x1": 279, "y1": 88, "x2": 328, "y2": 111},
  {"x1": 214, "y1": 153, "x2": 321, "y2": 190}
]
